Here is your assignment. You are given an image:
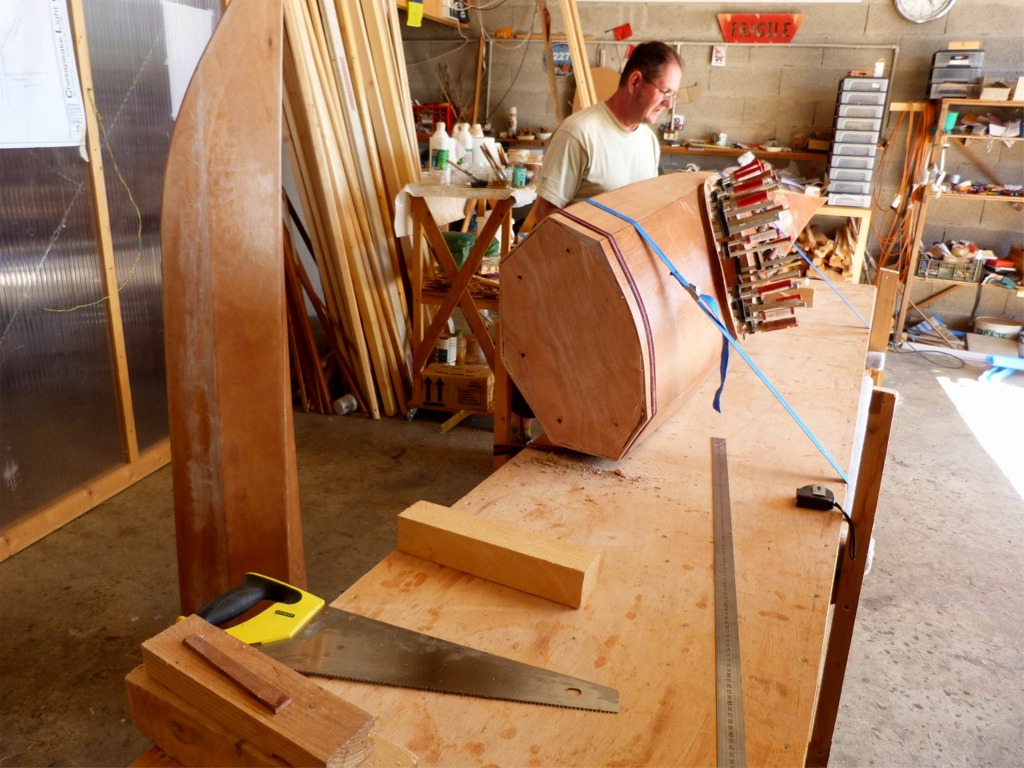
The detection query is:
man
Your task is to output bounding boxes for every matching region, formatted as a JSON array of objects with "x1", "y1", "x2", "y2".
[
  {"x1": 531, "y1": 41, "x2": 682, "y2": 222},
  {"x1": 509, "y1": 43, "x2": 681, "y2": 442}
]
